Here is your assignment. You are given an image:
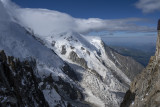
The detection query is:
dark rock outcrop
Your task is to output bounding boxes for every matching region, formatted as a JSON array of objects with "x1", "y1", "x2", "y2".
[
  {"x1": 121, "y1": 56, "x2": 160, "y2": 107},
  {"x1": 70, "y1": 46, "x2": 75, "y2": 49},
  {"x1": 51, "y1": 41, "x2": 56, "y2": 47},
  {"x1": 61, "y1": 63, "x2": 79, "y2": 81},
  {"x1": 157, "y1": 19, "x2": 160, "y2": 30},
  {"x1": 86, "y1": 50, "x2": 90, "y2": 56},
  {"x1": 61, "y1": 45, "x2": 67, "y2": 55},
  {"x1": 0, "y1": 50, "x2": 92, "y2": 107},
  {"x1": 69, "y1": 51, "x2": 88, "y2": 69},
  {"x1": 0, "y1": 50, "x2": 49, "y2": 107},
  {"x1": 81, "y1": 47, "x2": 85, "y2": 50}
]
